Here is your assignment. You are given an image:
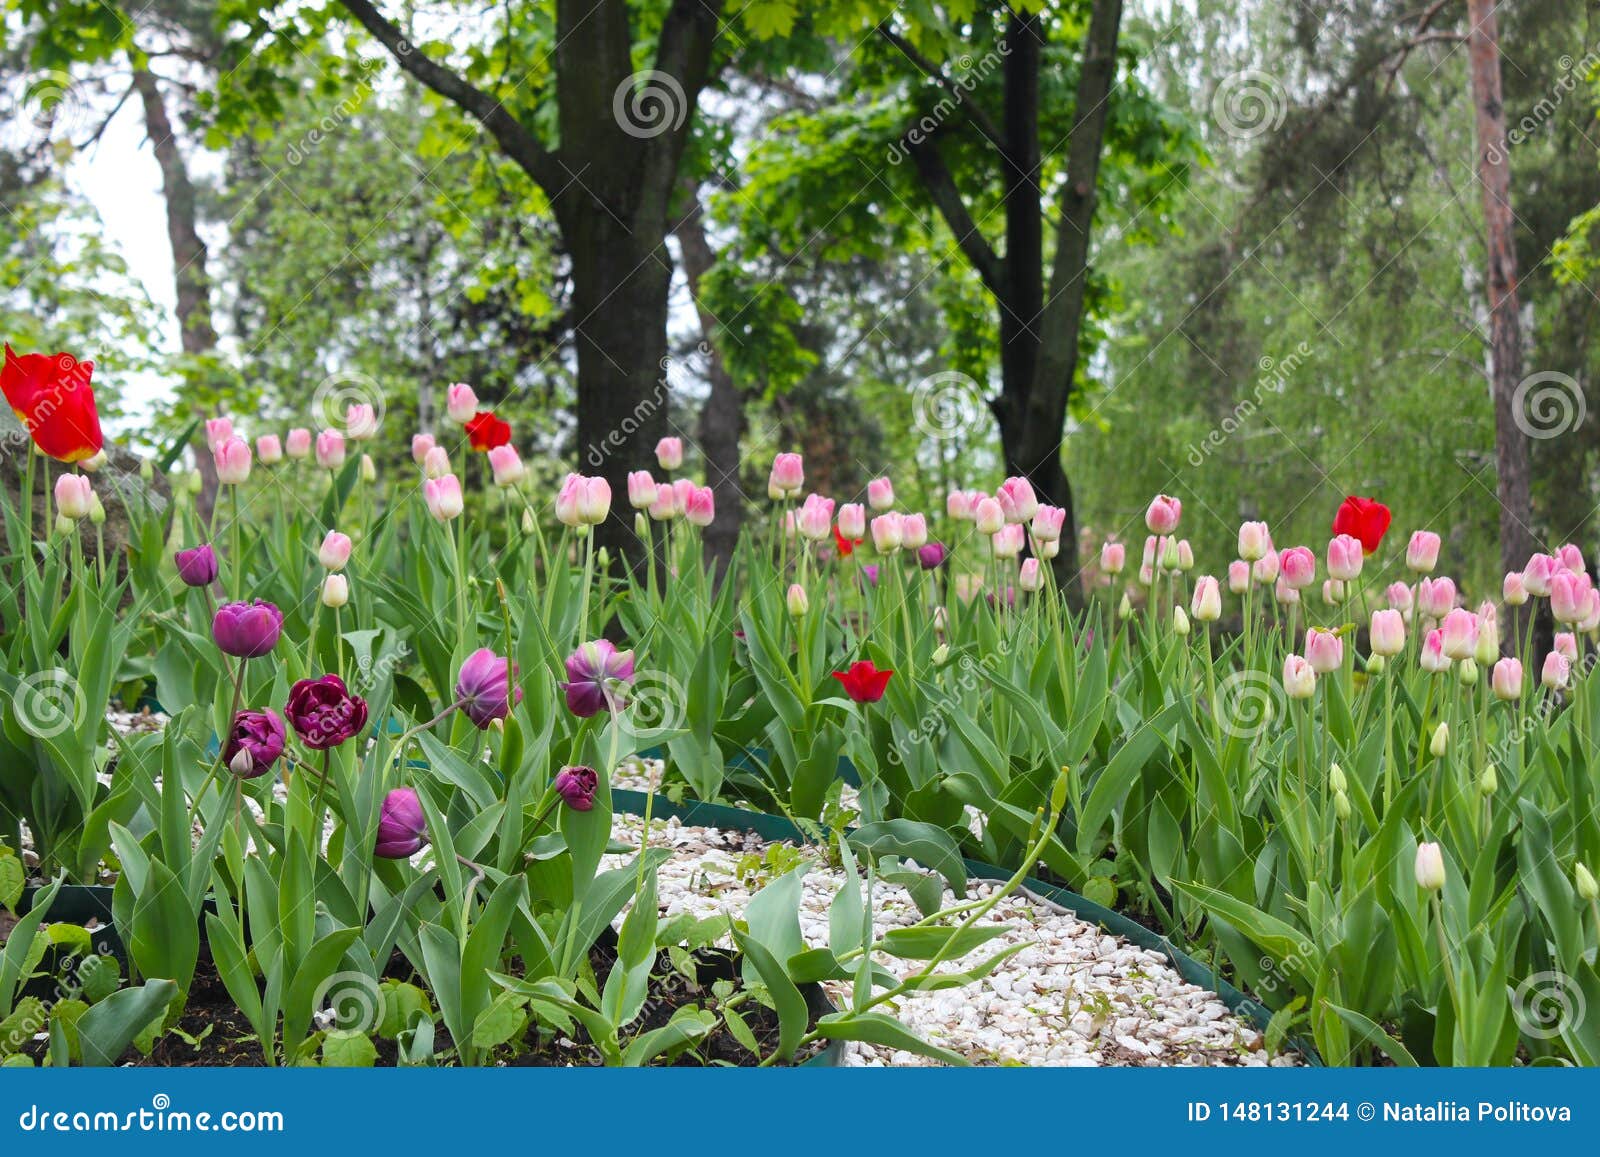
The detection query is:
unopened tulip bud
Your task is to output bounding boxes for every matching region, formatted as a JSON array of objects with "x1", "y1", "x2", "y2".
[
  {"x1": 1370, "y1": 609, "x2": 1405, "y2": 657},
  {"x1": 1329, "y1": 762, "x2": 1347, "y2": 793},
  {"x1": 1458, "y1": 658, "x2": 1478, "y2": 686},
  {"x1": 1334, "y1": 790, "x2": 1351, "y2": 821},
  {"x1": 1366, "y1": 654, "x2": 1386, "y2": 675},
  {"x1": 256, "y1": 435, "x2": 283, "y2": 465},
  {"x1": 655, "y1": 437, "x2": 684, "y2": 472},
  {"x1": 523, "y1": 510, "x2": 536, "y2": 534},
  {"x1": 1406, "y1": 530, "x2": 1441, "y2": 574},
  {"x1": 1238, "y1": 521, "x2": 1270, "y2": 562},
  {"x1": 1430, "y1": 722, "x2": 1449, "y2": 757},
  {"x1": 52, "y1": 513, "x2": 73, "y2": 536},
  {"x1": 1191, "y1": 575, "x2": 1222, "y2": 622},
  {"x1": 361, "y1": 453, "x2": 377, "y2": 483},
  {"x1": 186, "y1": 470, "x2": 204, "y2": 495},
  {"x1": 1491, "y1": 657, "x2": 1523, "y2": 701},
  {"x1": 1479, "y1": 764, "x2": 1498, "y2": 796},
  {"x1": 1414, "y1": 842, "x2": 1445, "y2": 891},
  {"x1": 1176, "y1": 540, "x2": 1194, "y2": 571},
  {"x1": 1101, "y1": 541, "x2": 1126, "y2": 575},
  {"x1": 1159, "y1": 536, "x2": 1181, "y2": 571},
  {"x1": 974, "y1": 497, "x2": 1004, "y2": 536},
  {"x1": 55, "y1": 474, "x2": 94, "y2": 519},
  {"x1": 1503, "y1": 571, "x2": 1528, "y2": 606},
  {"x1": 446, "y1": 382, "x2": 478, "y2": 425},
  {"x1": 786, "y1": 583, "x2": 808, "y2": 617},
  {"x1": 1322, "y1": 578, "x2": 1345, "y2": 604},
  {"x1": 1576, "y1": 863, "x2": 1599, "y2": 901},
  {"x1": 80, "y1": 449, "x2": 107, "y2": 473},
  {"x1": 1118, "y1": 593, "x2": 1133, "y2": 620},
  {"x1": 867, "y1": 476, "x2": 895, "y2": 511},
  {"x1": 634, "y1": 512, "x2": 648, "y2": 537},
  {"x1": 87, "y1": 493, "x2": 105, "y2": 525},
  {"x1": 1228, "y1": 560, "x2": 1250, "y2": 594},
  {"x1": 285, "y1": 428, "x2": 312, "y2": 459},
  {"x1": 1019, "y1": 557, "x2": 1043, "y2": 592},
  {"x1": 139, "y1": 458, "x2": 154, "y2": 481},
  {"x1": 1327, "y1": 534, "x2": 1362, "y2": 582},
  {"x1": 1172, "y1": 606, "x2": 1190, "y2": 635},
  {"x1": 321, "y1": 573, "x2": 349, "y2": 608},
  {"x1": 932, "y1": 643, "x2": 950, "y2": 664},
  {"x1": 596, "y1": 548, "x2": 610, "y2": 569}
]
